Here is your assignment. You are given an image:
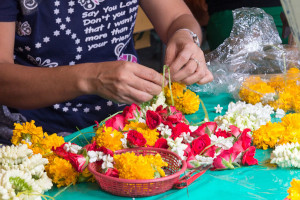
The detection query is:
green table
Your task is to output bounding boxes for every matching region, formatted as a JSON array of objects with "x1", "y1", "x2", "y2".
[{"x1": 46, "y1": 93, "x2": 299, "y2": 200}]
